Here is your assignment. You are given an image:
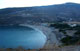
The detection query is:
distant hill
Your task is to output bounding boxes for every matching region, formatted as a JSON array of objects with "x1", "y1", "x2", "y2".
[{"x1": 0, "y1": 2, "x2": 80, "y2": 24}]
